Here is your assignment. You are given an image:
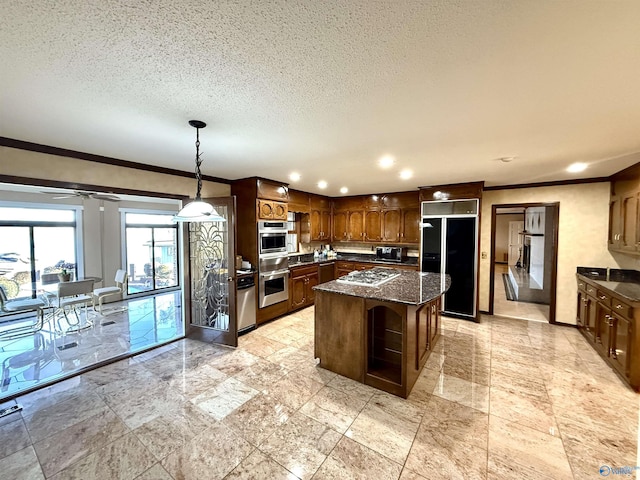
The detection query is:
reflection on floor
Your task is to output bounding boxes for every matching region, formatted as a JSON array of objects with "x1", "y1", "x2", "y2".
[
  {"x1": 494, "y1": 263, "x2": 549, "y2": 322},
  {"x1": 0, "y1": 308, "x2": 635, "y2": 479},
  {"x1": 0, "y1": 291, "x2": 183, "y2": 401}
]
